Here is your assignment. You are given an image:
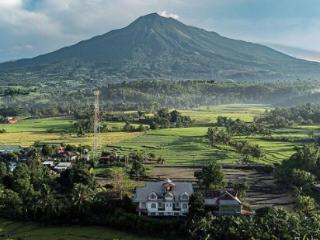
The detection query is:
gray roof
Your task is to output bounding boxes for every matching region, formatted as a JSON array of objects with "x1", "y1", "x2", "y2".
[{"x1": 134, "y1": 179, "x2": 194, "y2": 202}]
